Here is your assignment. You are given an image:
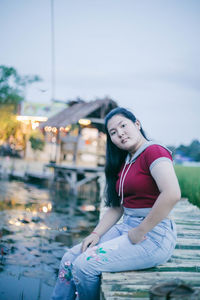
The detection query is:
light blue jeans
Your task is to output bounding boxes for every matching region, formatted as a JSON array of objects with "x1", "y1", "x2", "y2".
[{"x1": 51, "y1": 208, "x2": 177, "y2": 300}]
